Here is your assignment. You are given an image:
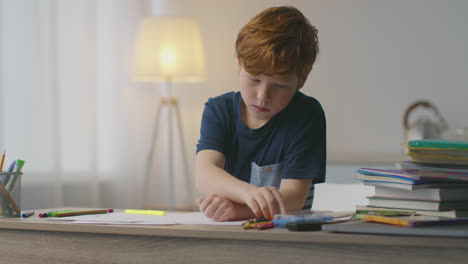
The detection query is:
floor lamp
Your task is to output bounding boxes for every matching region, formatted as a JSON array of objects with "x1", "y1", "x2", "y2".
[{"x1": 133, "y1": 17, "x2": 205, "y2": 210}]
